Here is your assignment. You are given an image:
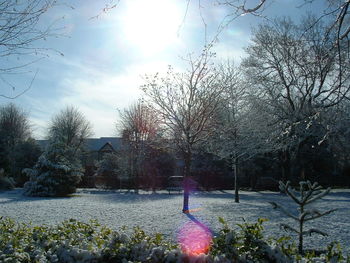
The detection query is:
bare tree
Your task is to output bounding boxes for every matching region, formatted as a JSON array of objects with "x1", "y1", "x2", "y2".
[
  {"x1": 208, "y1": 61, "x2": 275, "y2": 202},
  {"x1": 324, "y1": 99, "x2": 350, "y2": 175},
  {"x1": 218, "y1": 0, "x2": 350, "y2": 99},
  {"x1": 242, "y1": 17, "x2": 350, "y2": 180},
  {"x1": 190, "y1": 0, "x2": 350, "y2": 90},
  {"x1": 297, "y1": 1, "x2": 350, "y2": 89},
  {"x1": 118, "y1": 101, "x2": 160, "y2": 143},
  {"x1": 49, "y1": 106, "x2": 93, "y2": 156},
  {"x1": 118, "y1": 100, "x2": 161, "y2": 192},
  {"x1": 0, "y1": 103, "x2": 31, "y2": 146},
  {"x1": 207, "y1": 61, "x2": 245, "y2": 202},
  {"x1": 0, "y1": 0, "x2": 61, "y2": 98},
  {"x1": 217, "y1": 0, "x2": 350, "y2": 40},
  {"x1": 142, "y1": 49, "x2": 226, "y2": 212}
]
